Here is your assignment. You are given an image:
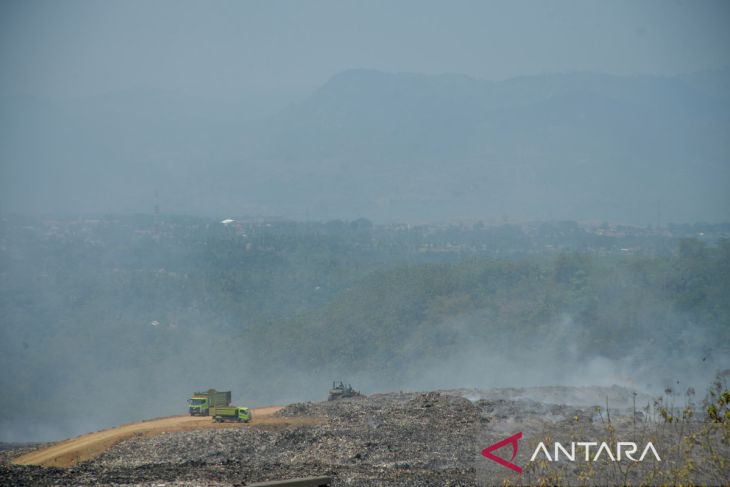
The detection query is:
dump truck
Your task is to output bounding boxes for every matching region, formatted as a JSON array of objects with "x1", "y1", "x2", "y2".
[
  {"x1": 210, "y1": 405, "x2": 252, "y2": 423},
  {"x1": 187, "y1": 389, "x2": 232, "y2": 416}
]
